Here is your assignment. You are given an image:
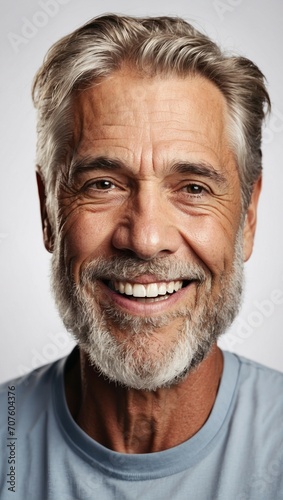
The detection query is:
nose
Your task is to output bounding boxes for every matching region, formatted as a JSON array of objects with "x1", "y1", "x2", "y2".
[{"x1": 111, "y1": 185, "x2": 182, "y2": 260}]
